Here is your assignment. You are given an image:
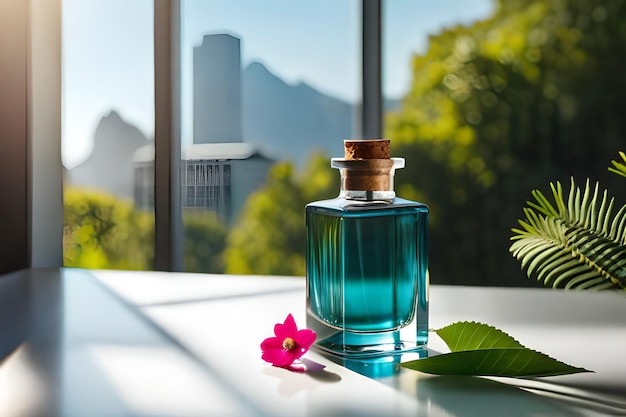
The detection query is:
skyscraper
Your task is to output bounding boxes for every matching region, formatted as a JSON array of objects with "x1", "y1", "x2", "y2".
[
  {"x1": 179, "y1": 32, "x2": 272, "y2": 224},
  {"x1": 193, "y1": 33, "x2": 242, "y2": 143},
  {"x1": 135, "y1": 32, "x2": 272, "y2": 227}
]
